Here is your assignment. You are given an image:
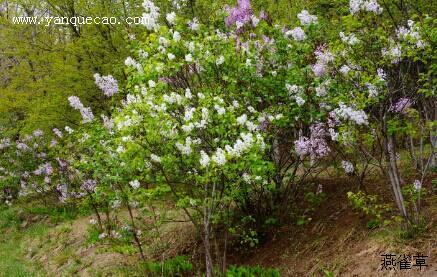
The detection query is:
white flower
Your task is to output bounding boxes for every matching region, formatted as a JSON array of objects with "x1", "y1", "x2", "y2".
[
  {"x1": 242, "y1": 173, "x2": 252, "y2": 183},
  {"x1": 187, "y1": 41, "x2": 195, "y2": 52},
  {"x1": 148, "y1": 80, "x2": 156, "y2": 88},
  {"x1": 188, "y1": 18, "x2": 199, "y2": 31},
  {"x1": 377, "y1": 68, "x2": 386, "y2": 81},
  {"x1": 185, "y1": 54, "x2": 193, "y2": 62},
  {"x1": 175, "y1": 137, "x2": 194, "y2": 155},
  {"x1": 184, "y1": 107, "x2": 195, "y2": 121},
  {"x1": 334, "y1": 102, "x2": 368, "y2": 125},
  {"x1": 366, "y1": 83, "x2": 378, "y2": 97},
  {"x1": 363, "y1": 0, "x2": 383, "y2": 14},
  {"x1": 342, "y1": 160, "x2": 354, "y2": 173},
  {"x1": 173, "y1": 31, "x2": 181, "y2": 41},
  {"x1": 286, "y1": 84, "x2": 303, "y2": 95},
  {"x1": 312, "y1": 62, "x2": 327, "y2": 77},
  {"x1": 329, "y1": 128, "x2": 339, "y2": 141},
  {"x1": 185, "y1": 88, "x2": 192, "y2": 98},
  {"x1": 212, "y1": 148, "x2": 226, "y2": 166},
  {"x1": 349, "y1": 0, "x2": 383, "y2": 15},
  {"x1": 182, "y1": 123, "x2": 194, "y2": 133},
  {"x1": 214, "y1": 105, "x2": 226, "y2": 115},
  {"x1": 295, "y1": 96, "x2": 305, "y2": 106},
  {"x1": 168, "y1": 53, "x2": 176, "y2": 60},
  {"x1": 236, "y1": 114, "x2": 247, "y2": 125},
  {"x1": 251, "y1": 15, "x2": 260, "y2": 27},
  {"x1": 339, "y1": 65, "x2": 351, "y2": 75},
  {"x1": 199, "y1": 150, "x2": 210, "y2": 167},
  {"x1": 339, "y1": 32, "x2": 359, "y2": 45},
  {"x1": 315, "y1": 85, "x2": 327, "y2": 97},
  {"x1": 141, "y1": 0, "x2": 160, "y2": 31},
  {"x1": 216, "y1": 55, "x2": 225, "y2": 65},
  {"x1": 166, "y1": 12, "x2": 176, "y2": 24},
  {"x1": 65, "y1": 126, "x2": 74, "y2": 134},
  {"x1": 297, "y1": 10, "x2": 318, "y2": 26},
  {"x1": 129, "y1": 180, "x2": 141, "y2": 189},
  {"x1": 150, "y1": 154, "x2": 161, "y2": 163},
  {"x1": 413, "y1": 180, "x2": 422, "y2": 191},
  {"x1": 382, "y1": 45, "x2": 402, "y2": 64}
]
